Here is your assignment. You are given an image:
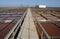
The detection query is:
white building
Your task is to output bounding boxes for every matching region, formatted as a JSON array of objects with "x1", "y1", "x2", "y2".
[{"x1": 39, "y1": 5, "x2": 46, "y2": 8}]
